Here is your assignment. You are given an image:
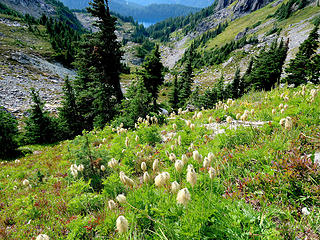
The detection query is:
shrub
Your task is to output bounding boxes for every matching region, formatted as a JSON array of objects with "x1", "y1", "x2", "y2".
[{"x1": 0, "y1": 107, "x2": 19, "y2": 158}]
